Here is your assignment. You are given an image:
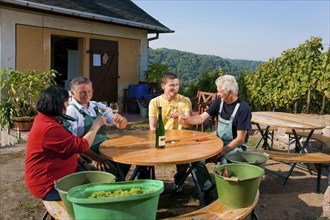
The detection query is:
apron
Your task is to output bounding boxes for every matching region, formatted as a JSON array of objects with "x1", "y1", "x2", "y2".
[
  {"x1": 216, "y1": 101, "x2": 240, "y2": 145},
  {"x1": 56, "y1": 114, "x2": 77, "y2": 134},
  {"x1": 72, "y1": 104, "x2": 108, "y2": 154},
  {"x1": 71, "y1": 104, "x2": 121, "y2": 177},
  {"x1": 216, "y1": 101, "x2": 243, "y2": 164}
]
